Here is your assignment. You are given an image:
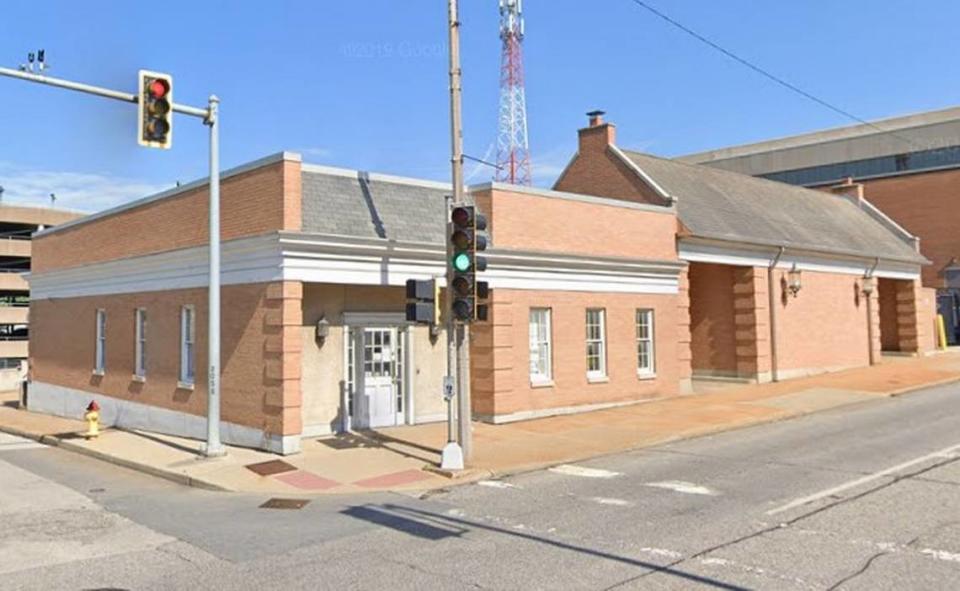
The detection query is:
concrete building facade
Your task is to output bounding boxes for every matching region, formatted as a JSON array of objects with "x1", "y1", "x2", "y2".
[
  {"x1": 0, "y1": 204, "x2": 82, "y2": 389},
  {"x1": 25, "y1": 116, "x2": 935, "y2": 454},
  {"x1": 678, "y1": 106, "x2": 960, "y2": 343}
]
